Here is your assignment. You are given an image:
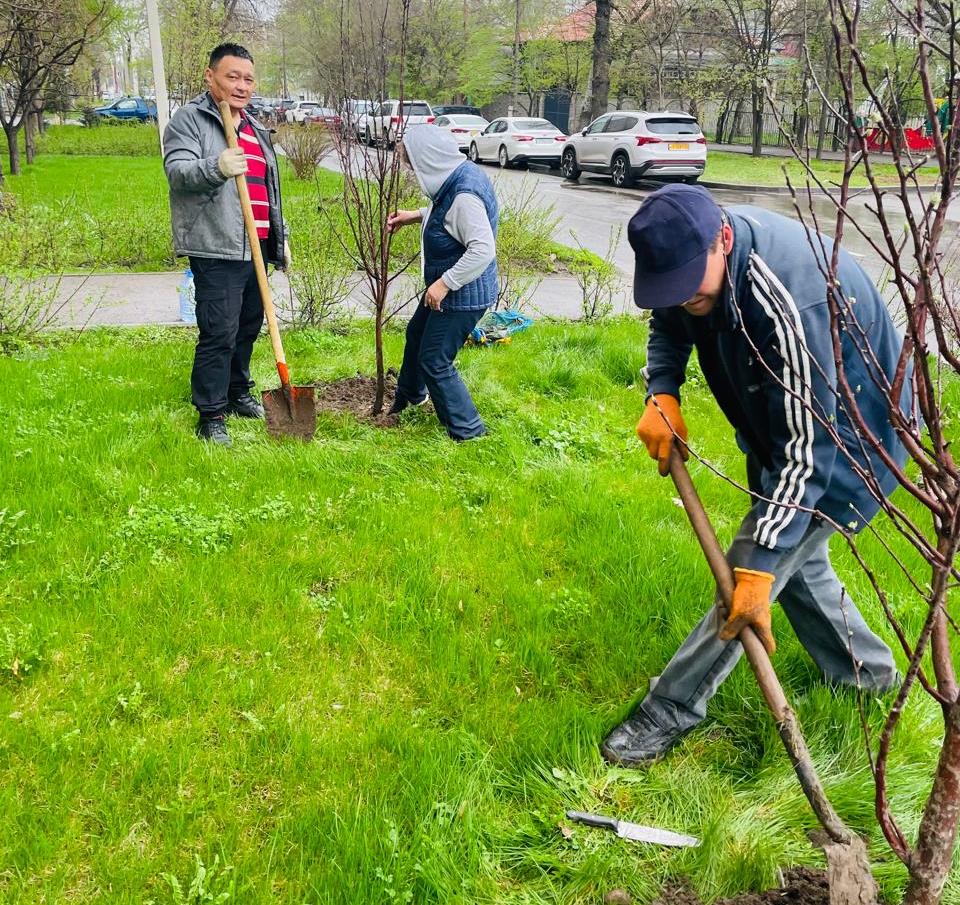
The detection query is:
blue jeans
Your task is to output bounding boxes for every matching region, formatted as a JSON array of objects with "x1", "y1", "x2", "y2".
[{"x1": 395, "y1": 302, "x2": 487, "y2": 441}]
